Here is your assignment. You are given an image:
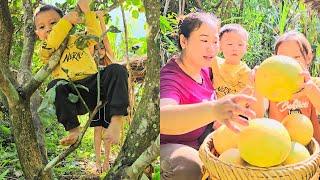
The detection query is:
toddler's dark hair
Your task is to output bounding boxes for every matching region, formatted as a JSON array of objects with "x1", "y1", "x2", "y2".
[{"x1": 34, "y1": 5, "x2": 64, "y2": 21}]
